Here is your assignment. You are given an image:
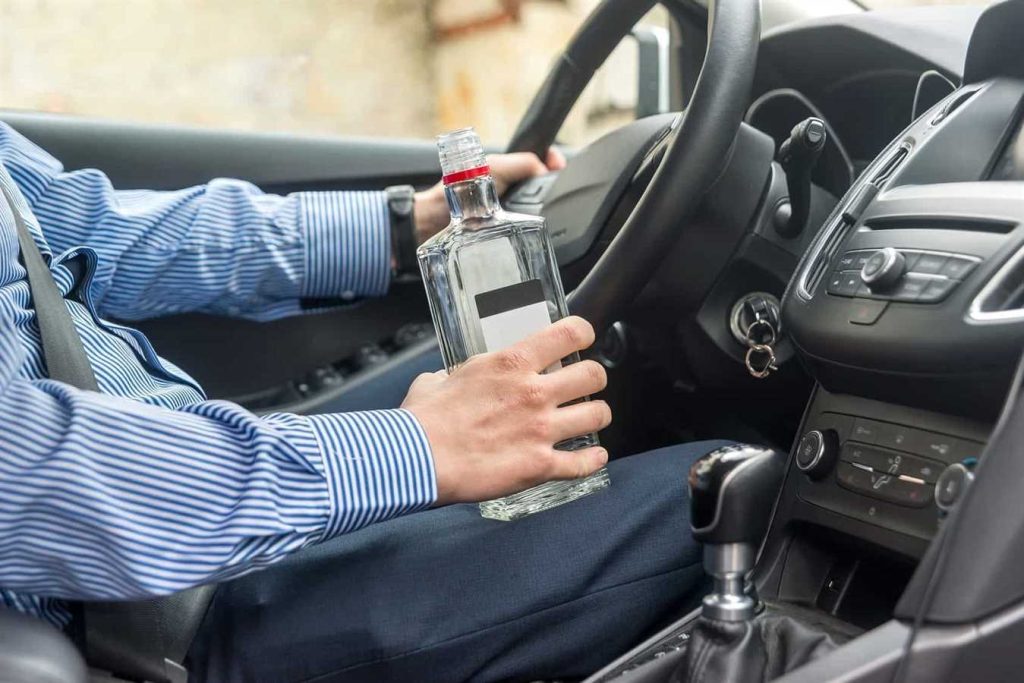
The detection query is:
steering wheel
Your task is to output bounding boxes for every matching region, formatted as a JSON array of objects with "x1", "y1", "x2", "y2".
[{"x1": 505, "y1": 0, "x2": 760, "y2": 335}]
